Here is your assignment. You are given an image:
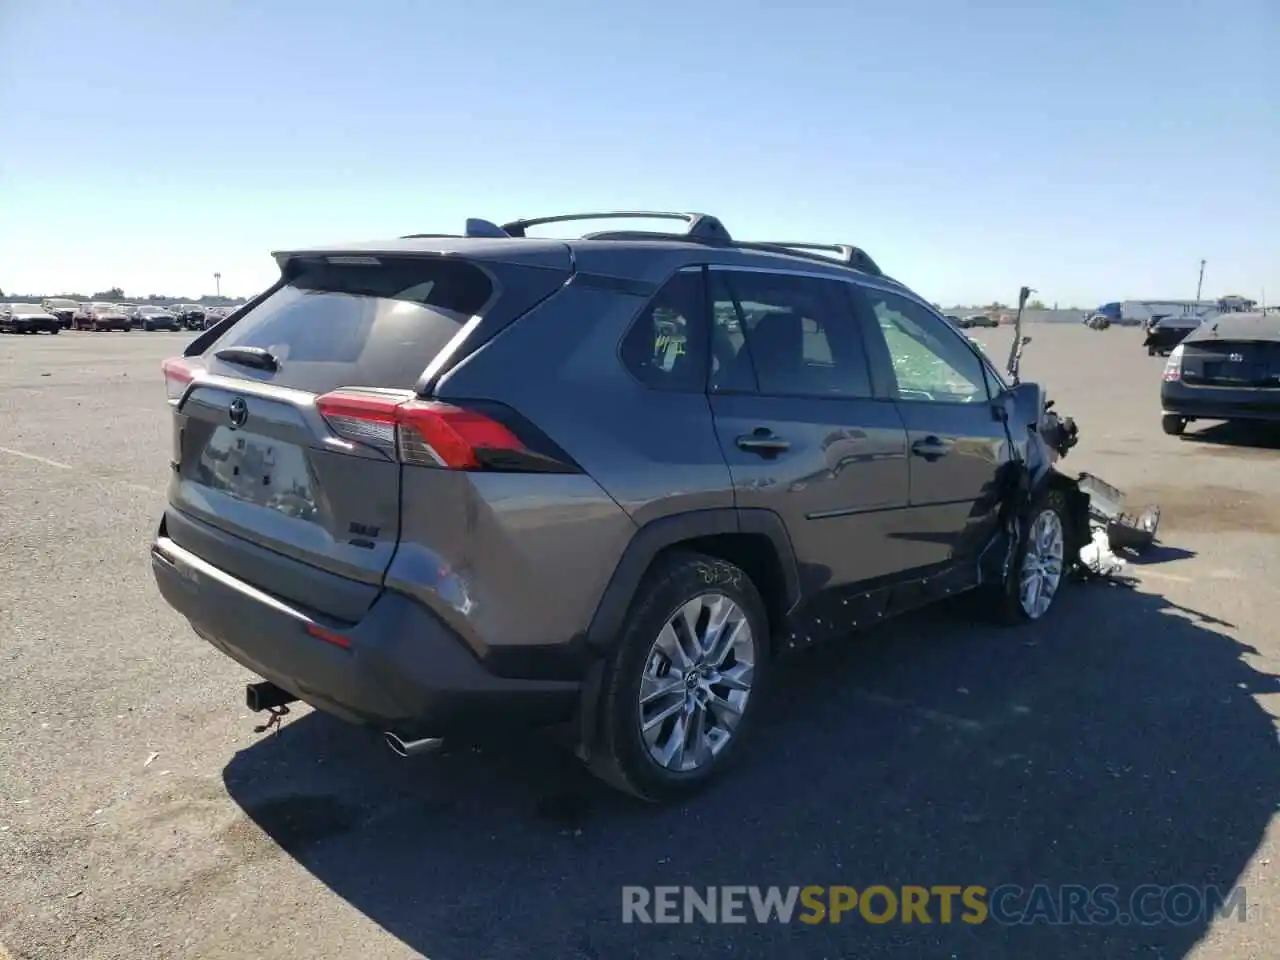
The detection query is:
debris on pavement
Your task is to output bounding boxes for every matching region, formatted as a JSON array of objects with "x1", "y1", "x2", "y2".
[{"x1": 1079, "y1": 529, "x2": 1128, "y2": 578}]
